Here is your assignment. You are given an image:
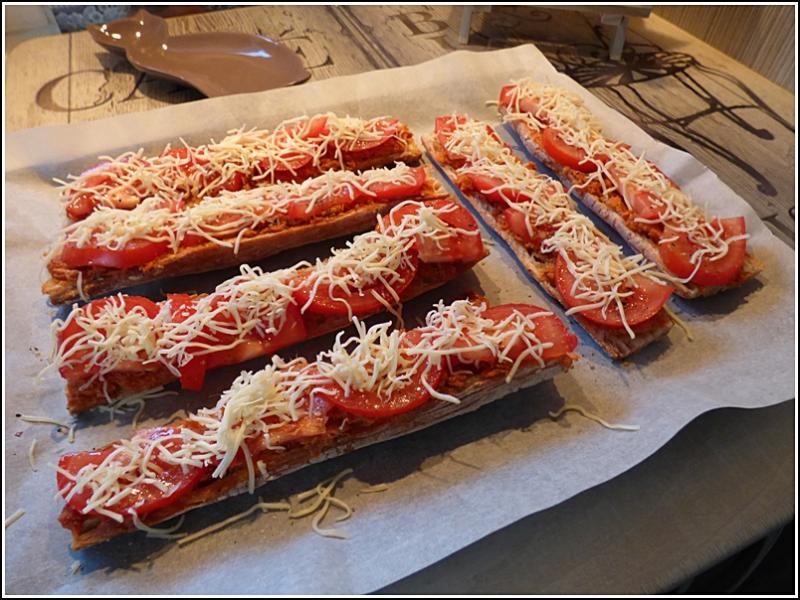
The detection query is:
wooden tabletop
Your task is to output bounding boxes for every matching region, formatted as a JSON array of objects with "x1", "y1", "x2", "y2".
[{"x1": 7, "y1": 6, "x2": 794, "y2": 245}]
